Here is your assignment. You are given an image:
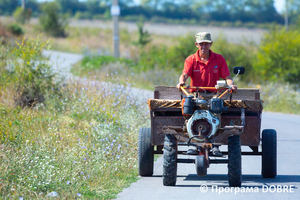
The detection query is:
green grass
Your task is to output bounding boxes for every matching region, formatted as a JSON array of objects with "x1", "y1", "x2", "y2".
[
  {"x1": 0, "y1": 79, "x2": 150, "y2": 199},
  {"x1": 71, "y1": 55, "x2": 180, "y2": 91},
  {"x1": 259, "y1": 82, "x2": 300, "y2": 114}
]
